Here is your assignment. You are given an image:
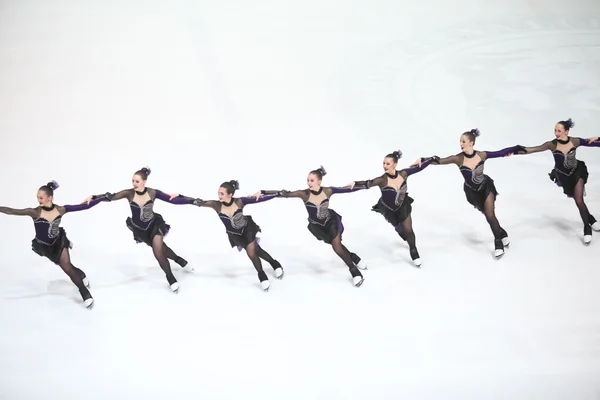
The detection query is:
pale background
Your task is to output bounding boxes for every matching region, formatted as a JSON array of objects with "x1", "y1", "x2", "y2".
[{"x1": 1, "y1": 0, "x2": 600, "y2": 398}]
